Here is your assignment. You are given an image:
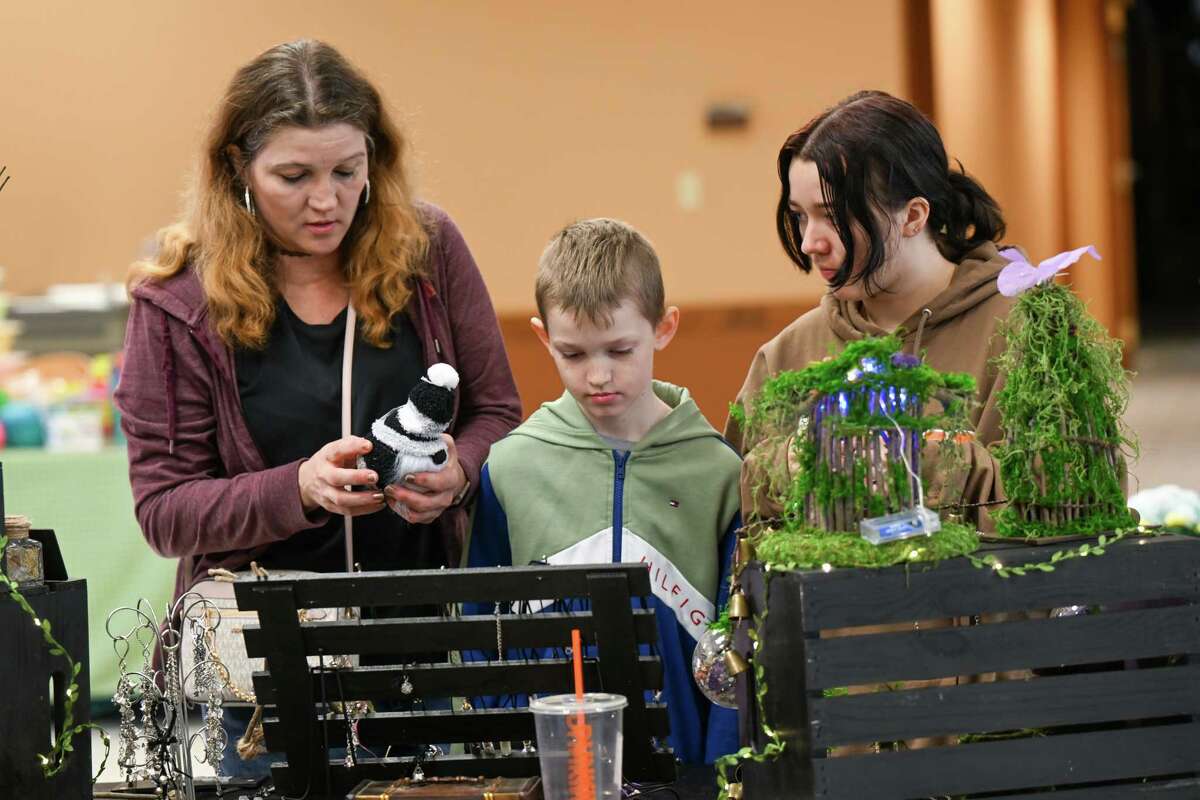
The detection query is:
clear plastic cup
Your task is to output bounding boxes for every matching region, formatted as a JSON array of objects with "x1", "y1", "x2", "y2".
[{"x1": 529, "y1": 693, "x2": 627, "y2": 799}]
